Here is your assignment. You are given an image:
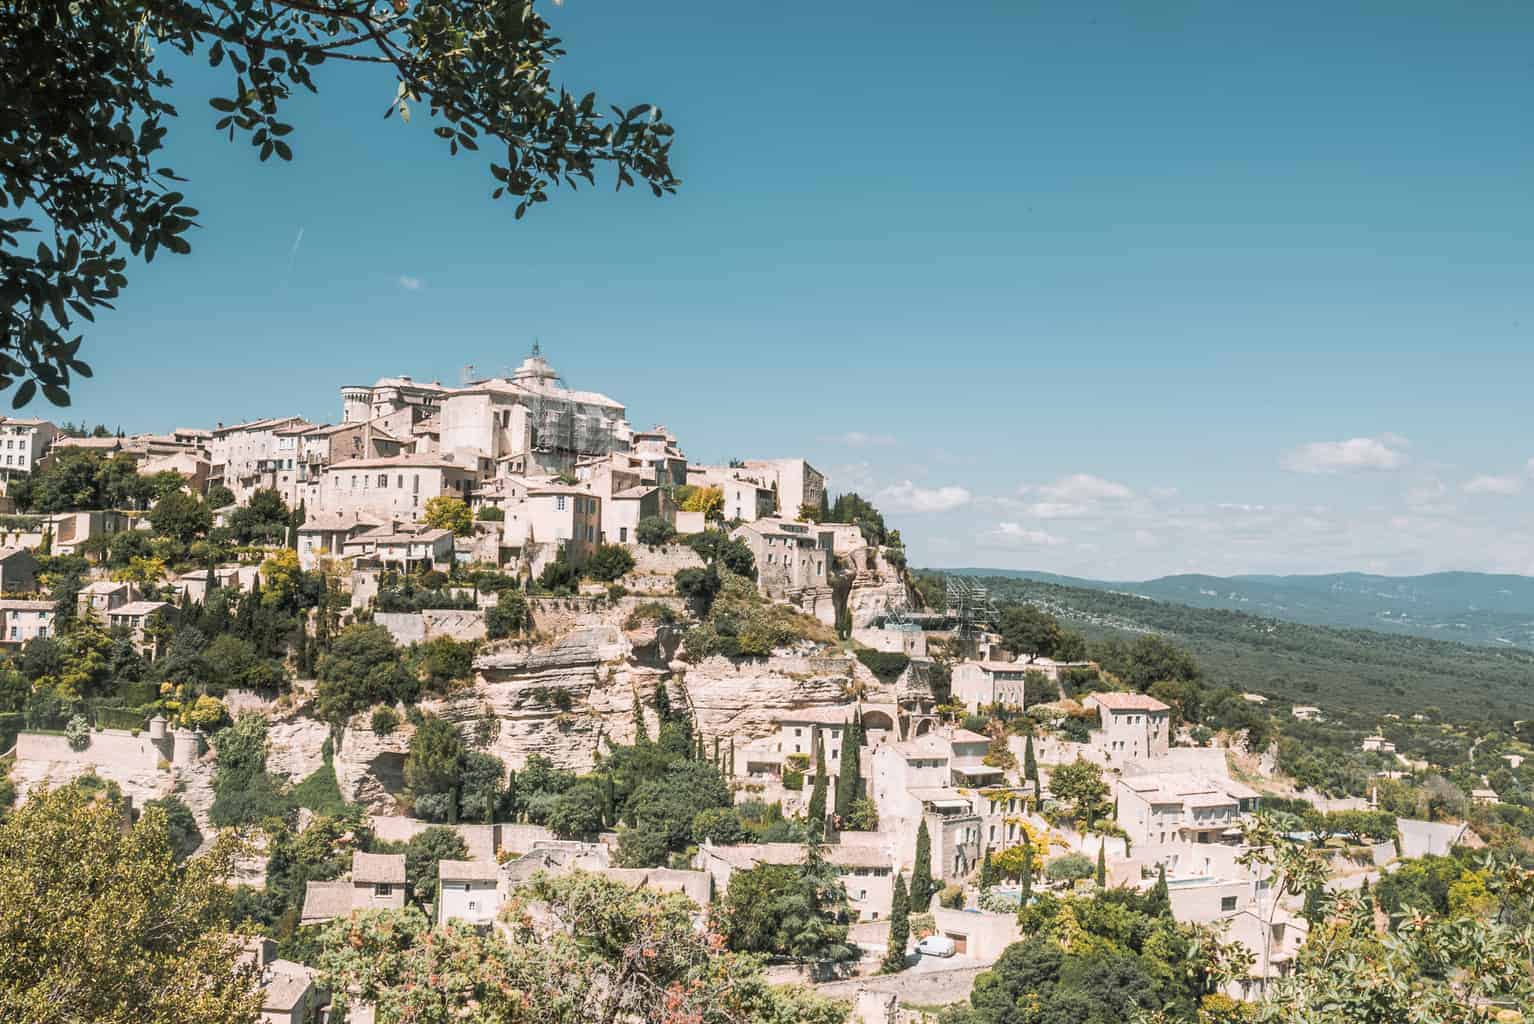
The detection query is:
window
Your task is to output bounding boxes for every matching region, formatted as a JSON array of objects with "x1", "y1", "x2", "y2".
[
  {"x1": 397, "y1": 474, "x2": 404, "y2": 488},
  {"x1": 556, "y1": 496, "x2": 566, "y2": 511},
  {"x1": 413, "y1": 474, "x2": 420, "y2": 494},
  {"x1": 619, "y1": 527, "x2": 628, "y2": 542},
  {"x1": 377, "y1": 474, "x2": 388, "y2": 488},
  {"x1": 1221, "y1": 896, "x2": 1238, "y2": 912},
  {"x1": 374, "y1": 884, "x2": 393, "y2": 898}
]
